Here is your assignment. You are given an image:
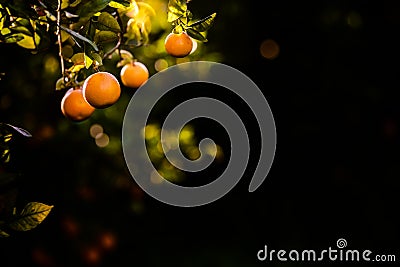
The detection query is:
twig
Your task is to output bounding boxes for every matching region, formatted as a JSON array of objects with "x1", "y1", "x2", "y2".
[
  {"x1": 56, "y1": 0, "x2": 65, "y2": 79},
  {"x1": 103, "y1": 33, "x2": 122, "y2": 60}
]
